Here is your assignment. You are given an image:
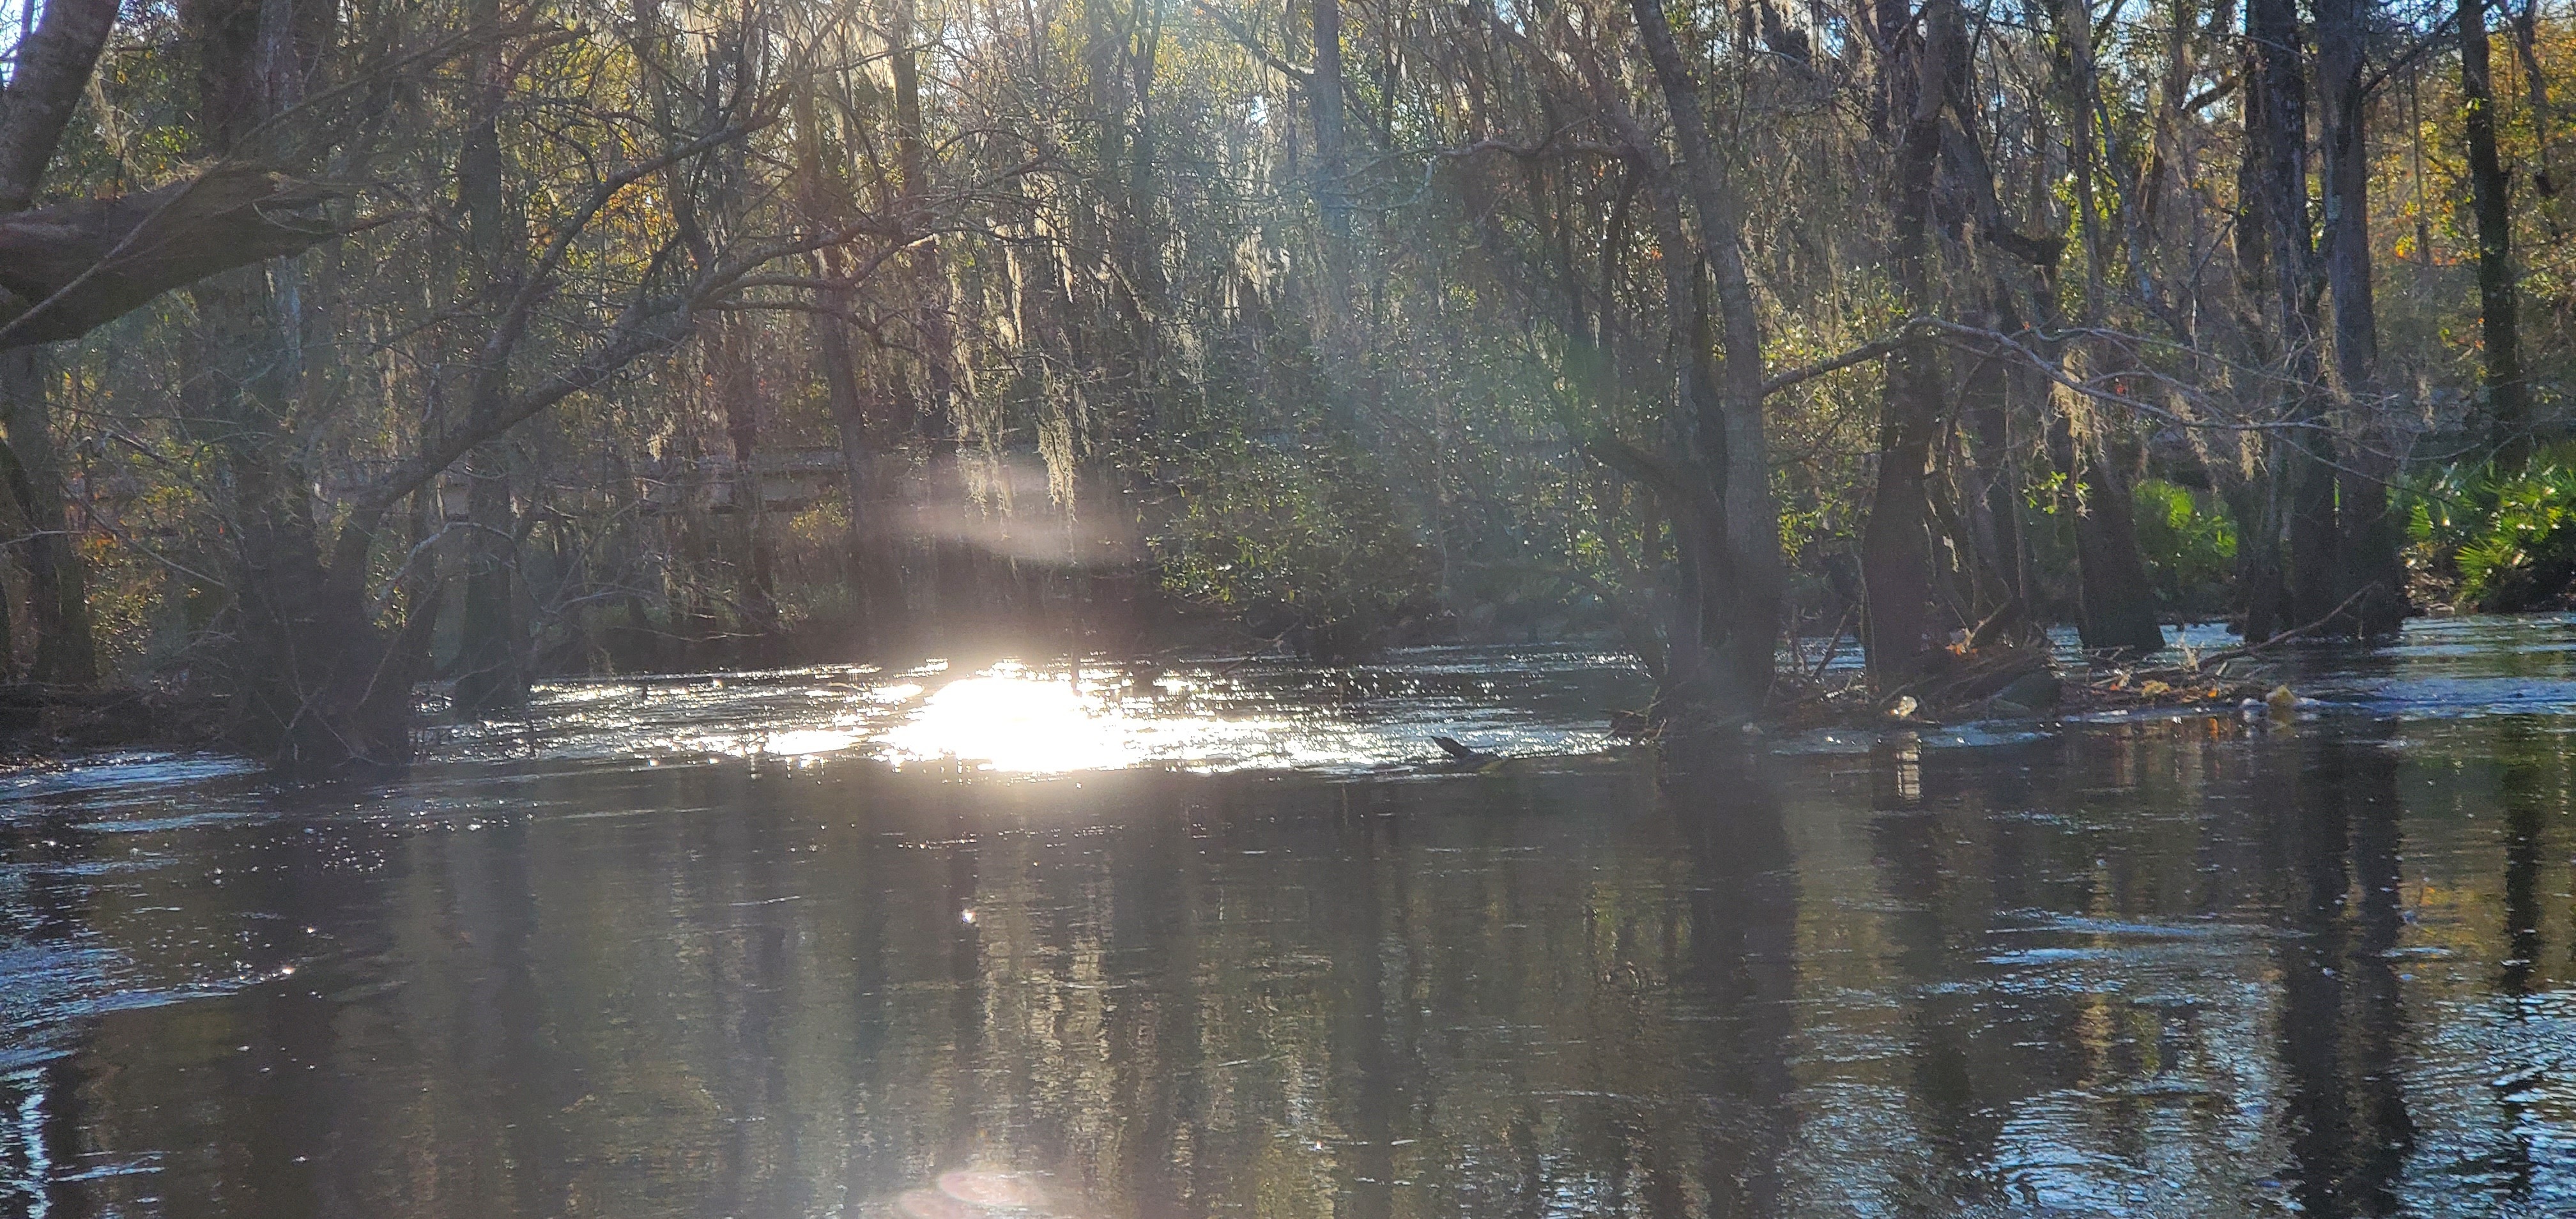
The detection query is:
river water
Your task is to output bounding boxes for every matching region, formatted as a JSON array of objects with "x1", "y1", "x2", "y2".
[{"x1": 3, "y1": 620, "x2": 2573, "y2": 1216}]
